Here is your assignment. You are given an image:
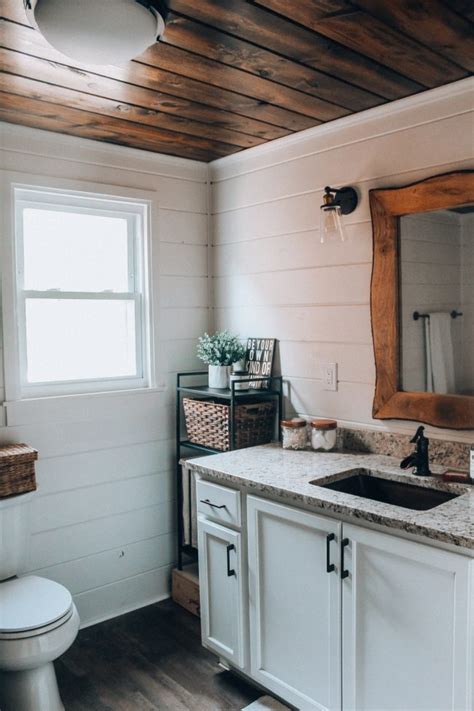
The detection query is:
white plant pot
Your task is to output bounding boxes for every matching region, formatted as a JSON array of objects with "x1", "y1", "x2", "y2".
[{"x1": 208, "y1": 365, "x2": 229, "y2": 389}]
